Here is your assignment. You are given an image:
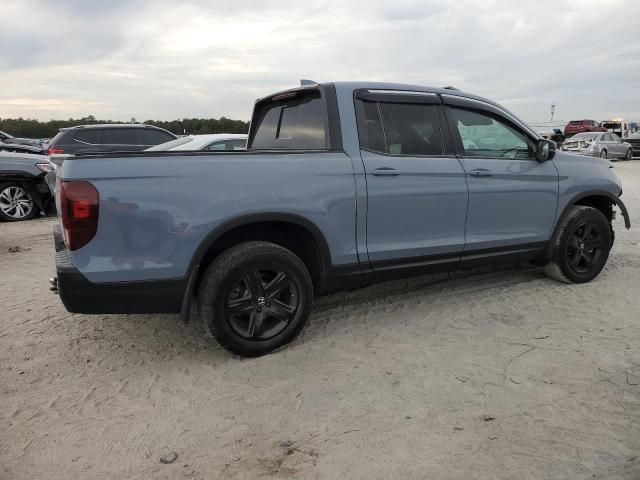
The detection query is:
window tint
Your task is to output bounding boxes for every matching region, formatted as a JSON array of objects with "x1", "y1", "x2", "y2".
[
  {"x1": 358, "y1": 101, "x2": 444, "y2": 156},
  {"x1": 449, "y1": 108, "x2": 533, "y2": 159},
  {"x1": 105, "y1": 129, "x2": 140, "y2": 145},
  {"x1": 359, "y1": 101, "x2": 386, "y2": 153},
  {"x1": 206, "y1": 139, "x2": 247, "y2": 151},
  {"x1": 379, "y1": 103, "x2": 443, "y2": 155},
  {"x1": 71, "y1": 129, "x2": 100, "y2": 145},
  {"x1": 140, "y1": 129, "x2": 174, "y2": 145},
  {"x1": 251, "y1": 91, "x2": 326, "y2": 149}
]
